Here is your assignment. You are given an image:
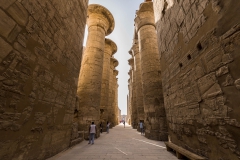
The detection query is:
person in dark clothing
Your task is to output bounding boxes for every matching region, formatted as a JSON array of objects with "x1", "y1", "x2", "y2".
[{"x1": 100, "y1": 122, "x2": 103, "y2": 133}]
